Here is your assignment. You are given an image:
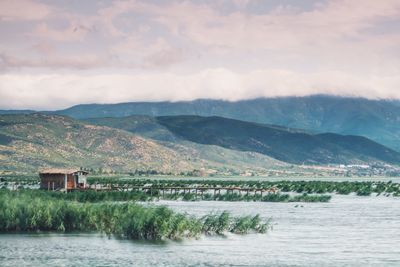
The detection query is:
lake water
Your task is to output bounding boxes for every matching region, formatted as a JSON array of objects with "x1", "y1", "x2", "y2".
[{"x1": 1, "y1": 195, "x2": 399, "y2": 266}]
